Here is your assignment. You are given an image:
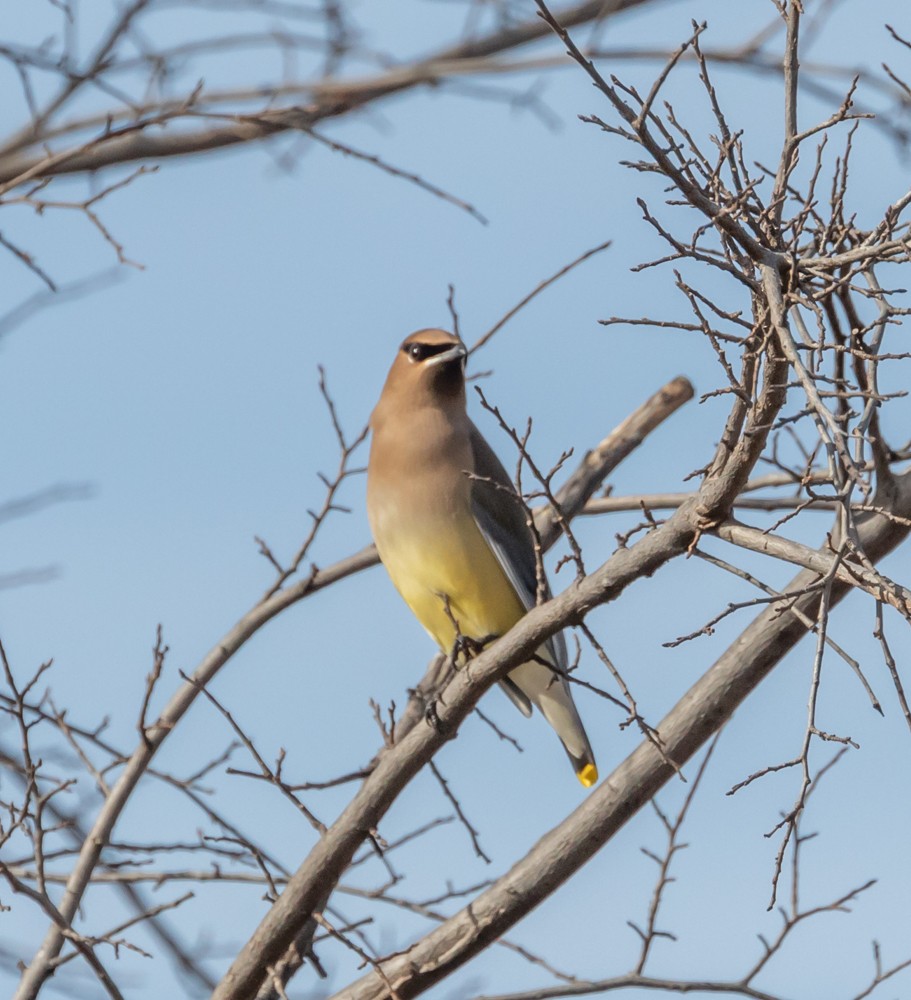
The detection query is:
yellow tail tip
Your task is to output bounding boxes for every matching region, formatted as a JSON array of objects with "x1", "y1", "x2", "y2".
[{"x1": 577, "y1": 763, "x2": 598, "y2": 788}]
